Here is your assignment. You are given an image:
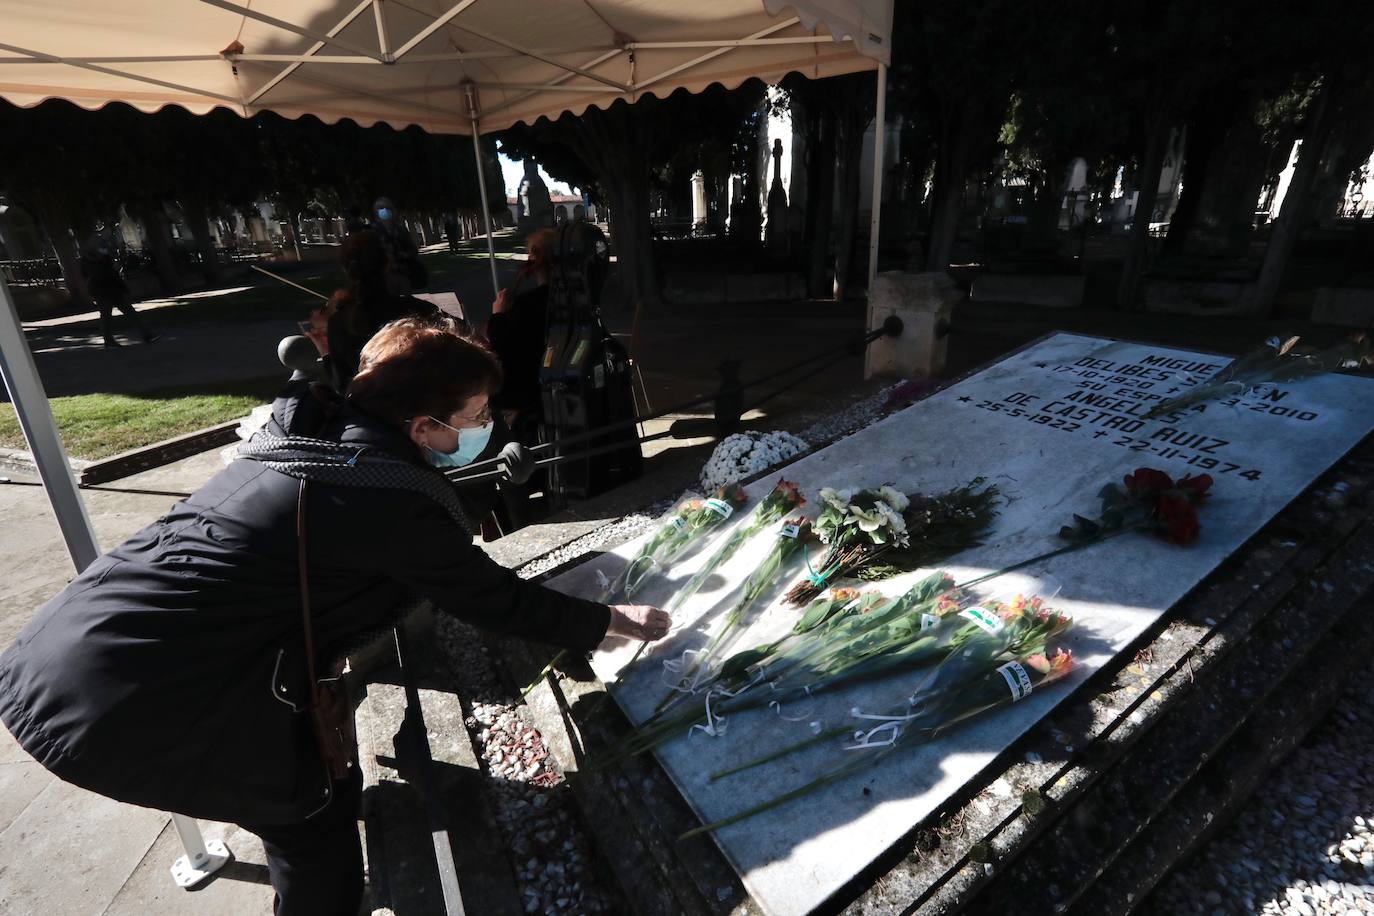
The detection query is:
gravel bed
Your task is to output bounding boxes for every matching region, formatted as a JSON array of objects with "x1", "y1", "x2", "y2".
[
  {"x1": 1142, "y1": 681, "x2": 1374, "y2": 915},
  {"x1": 514, "y1": 513, "x2": 658, "y2": 581},
  {"x1": 795, "y1": 382, "x2": 900, "y2": 446},
  {"x1": 435, "y1": 616, "x2": 624, "y2": 914}
]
